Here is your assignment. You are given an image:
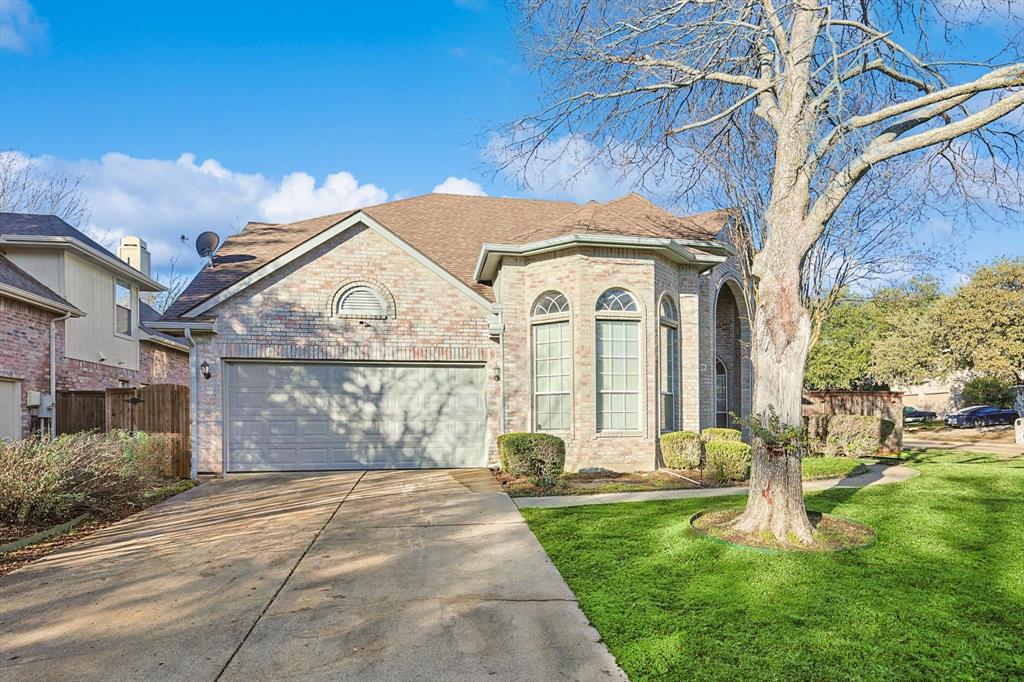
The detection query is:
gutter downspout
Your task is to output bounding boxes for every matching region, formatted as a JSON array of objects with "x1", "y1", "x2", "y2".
[
  {"x1": 184, "y1": 327, "x2": 199, "y2": 481},
  {"x1": 49, "y1": 312, "x2": 73, "y2": 438}
]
